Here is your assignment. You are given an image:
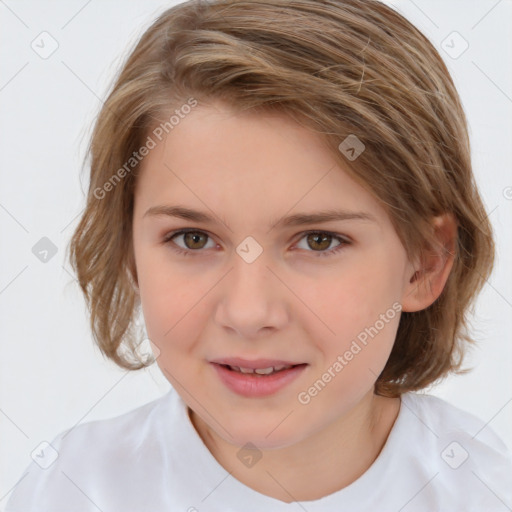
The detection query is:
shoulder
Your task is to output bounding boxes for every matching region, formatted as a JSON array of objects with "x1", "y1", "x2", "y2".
[
  {"x1": 57, "y1": 389, "x2": 172, "y2": 450},
  {"x1": 5, "y1": 389, "x2": 176, "y2": 512},
  {"x1": 401, "y1": 391, "x2": 510, "y2": 457},
  {"x1": 52, "y1": 388, "x2": 174, "y2": 466},
  {"x1": 396, "y1": 391, "x2": 512, "y2": 510}
]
